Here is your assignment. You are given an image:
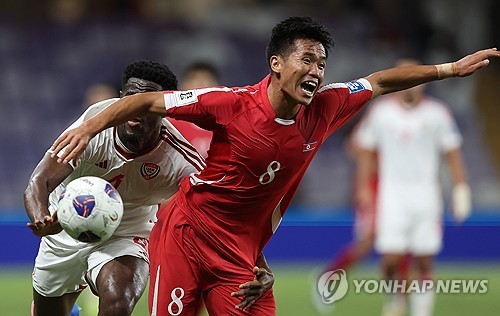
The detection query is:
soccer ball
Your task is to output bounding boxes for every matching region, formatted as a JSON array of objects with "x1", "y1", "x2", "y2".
[{"x1": 57, "y1": 176, "x2": 123, "y2": 242}]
